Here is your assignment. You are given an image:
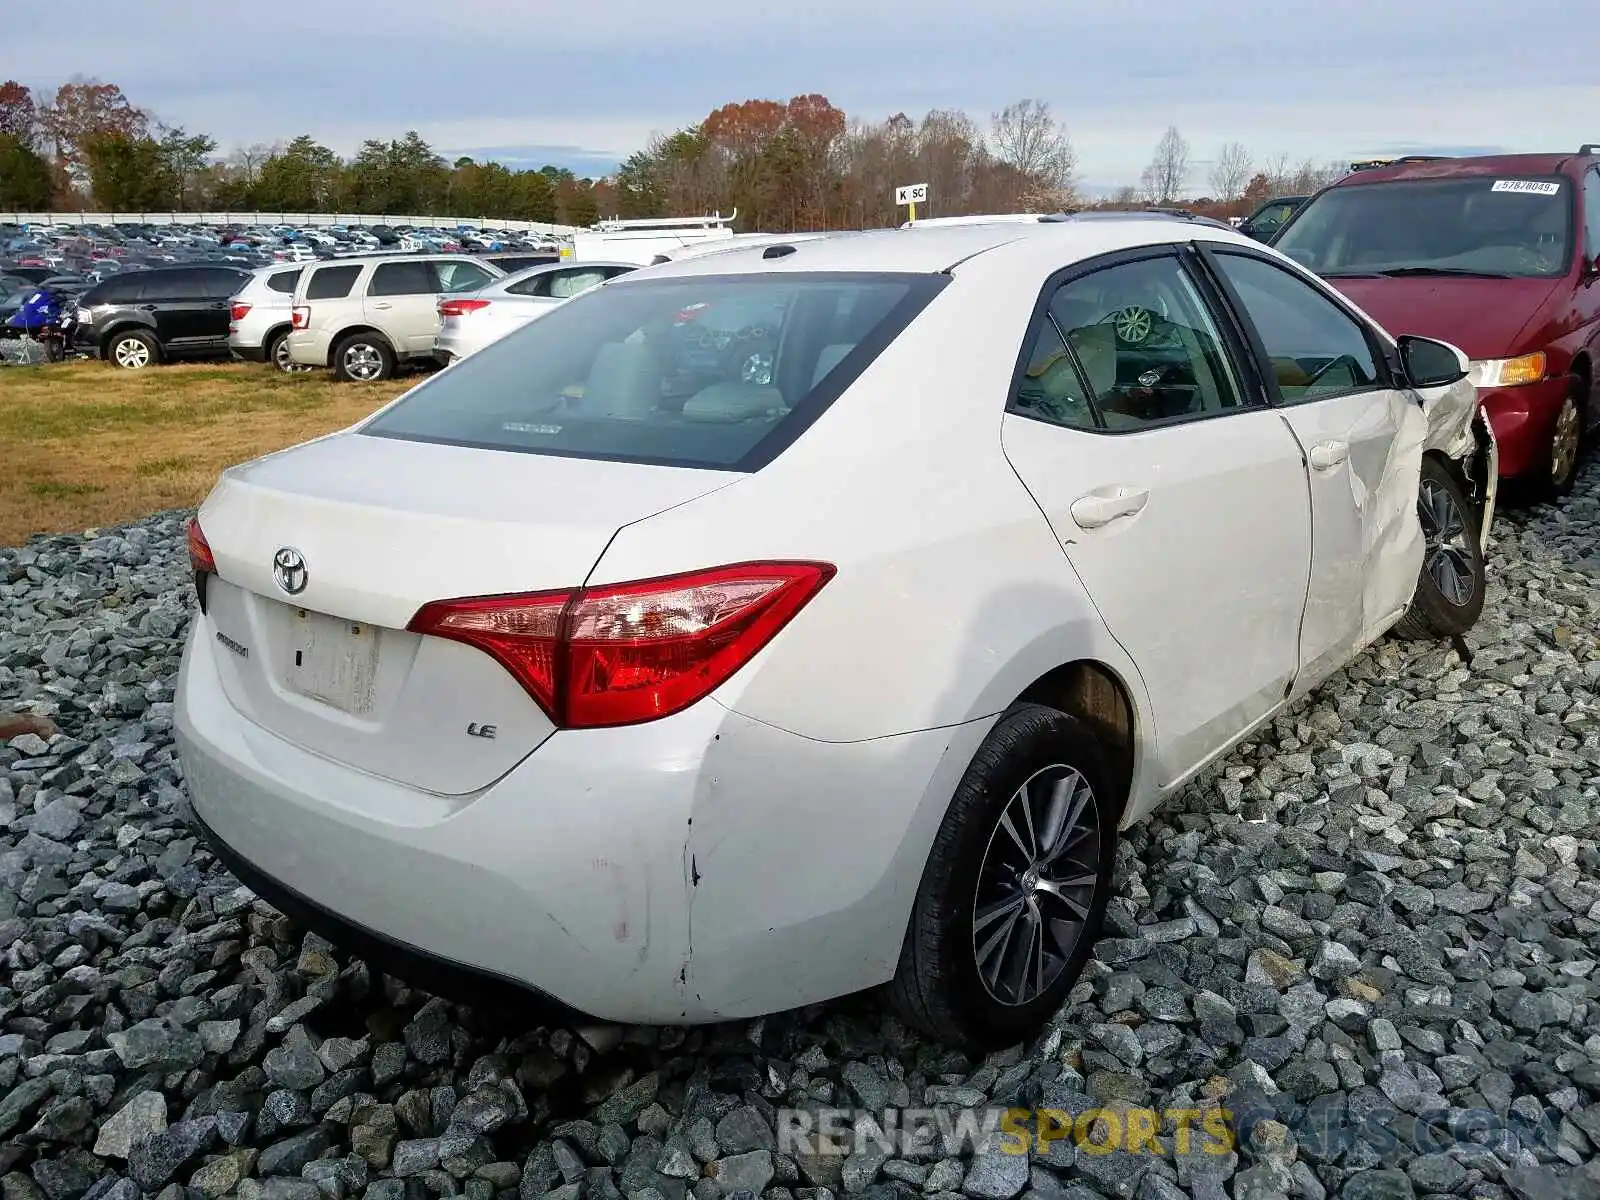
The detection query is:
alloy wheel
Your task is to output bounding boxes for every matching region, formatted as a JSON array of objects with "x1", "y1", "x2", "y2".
[
  {"x1": 971, "y1": 763, "x2": 1101, "y2": 1006},
  {"x1": 113, "y1": 338, "x2": 150, "y2": 369},
  {"x1": 342, "y1": 343, "x2": 384, "y2": 381},
  {"x1": 1418, "y1": 479, "x2": 1475, "y2": 607},
  {"x1": 1550, "y1": 396, "x2": 1581, "y2": 489}
]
